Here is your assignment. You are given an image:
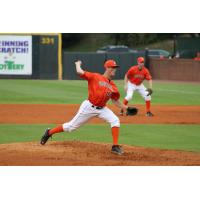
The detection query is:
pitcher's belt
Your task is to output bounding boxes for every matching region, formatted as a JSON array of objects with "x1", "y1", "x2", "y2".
[{"x1": 91, "y1": 105, "x2": 103, "y2": 110}]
